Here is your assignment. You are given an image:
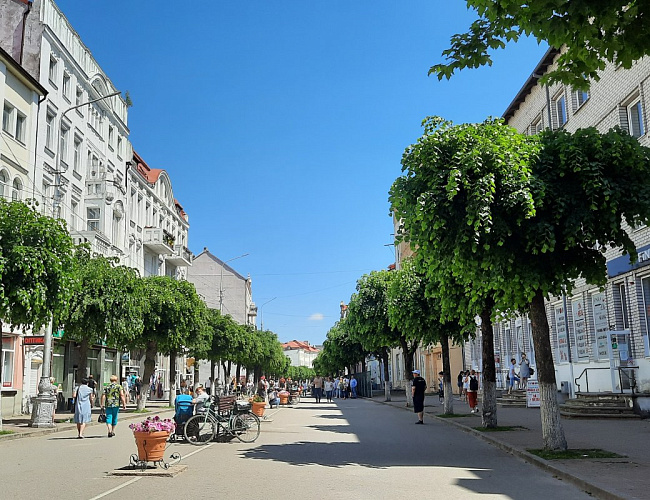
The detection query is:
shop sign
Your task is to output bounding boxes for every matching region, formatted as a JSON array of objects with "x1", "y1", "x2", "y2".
[
  {"x1": 554, "y1": 304, "x2": 570, "y2": 363},
  {"x1": 23, "y1": 336, "x2": 45, "y2": 345},
  {"x1": 527, "y1": 380, "x2": 540, "y2": 407},
  {"x1": 607, "y1": 243, "x2": 650, "y2": 277},
  {"x1": 572, "y1": 299, "x2": 589, "y2": 359}
]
